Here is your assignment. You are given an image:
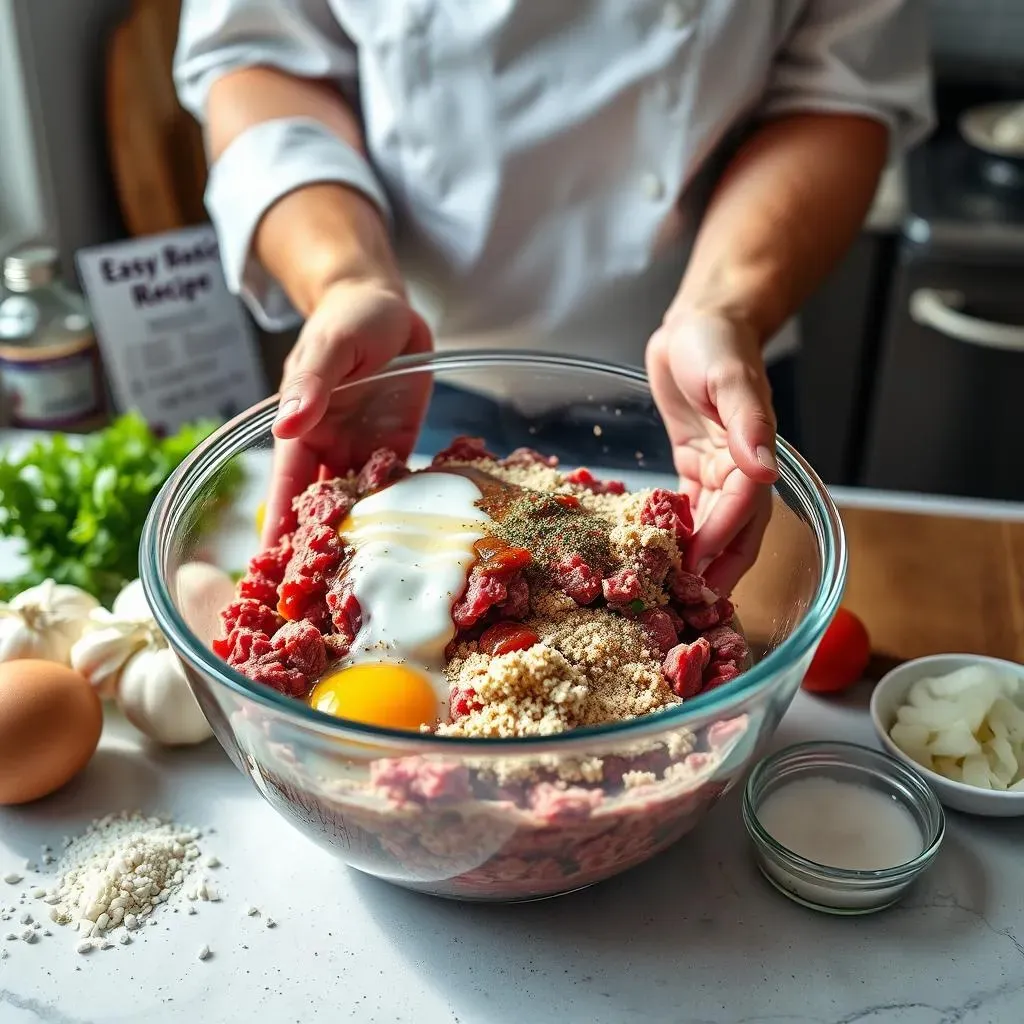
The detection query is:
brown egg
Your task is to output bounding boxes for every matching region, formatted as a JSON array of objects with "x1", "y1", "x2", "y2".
[{"x1": 0, "y1": 660, "x2": 103, "y2": 805}]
